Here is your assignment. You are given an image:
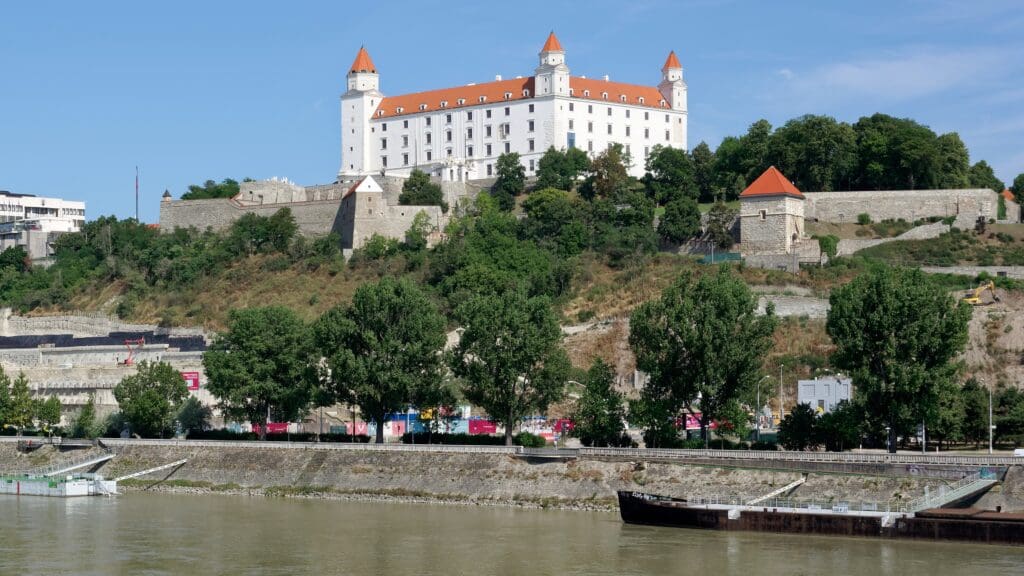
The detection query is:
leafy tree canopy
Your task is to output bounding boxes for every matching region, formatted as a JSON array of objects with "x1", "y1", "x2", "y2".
[
  {"x1": 113, "y1": 360, "x2": 189, "y2": 437},
  {"x1": 399, "y1": 169, "x2": 448, "y2": 212},
  {"x1": 657, "y1": 197, "x2": 702, "y2": 244},
  {"x1": 181, "y1": 178, "x2": 242, "y2": 200},
  {"x1": 572, "y1": 359, "x2": 627, "y2": 447}
]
